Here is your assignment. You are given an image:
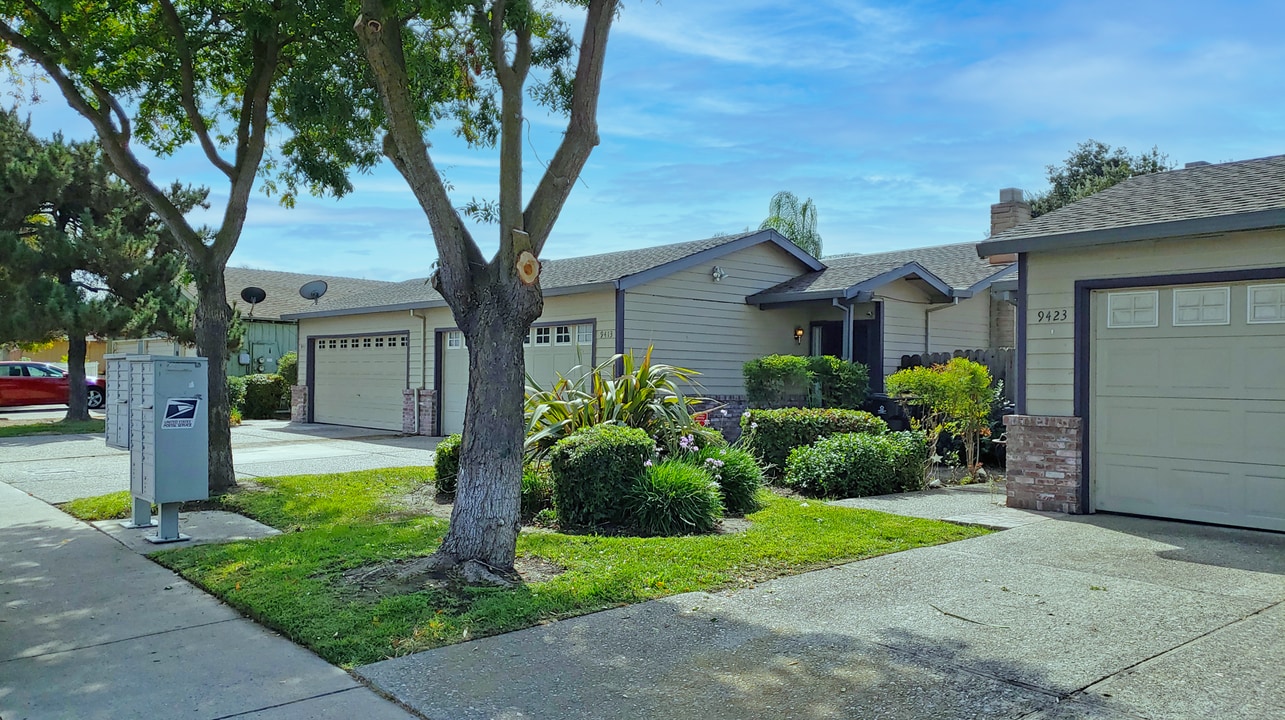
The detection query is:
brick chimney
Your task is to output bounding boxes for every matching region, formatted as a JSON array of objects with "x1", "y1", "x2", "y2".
[{"x1": 988, "y1": 187, "x2": 1028, "y2": 264}]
